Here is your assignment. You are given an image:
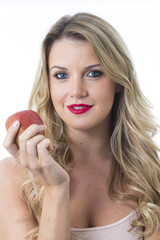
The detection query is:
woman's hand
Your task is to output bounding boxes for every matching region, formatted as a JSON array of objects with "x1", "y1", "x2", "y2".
[{"x1": 3, "y1": 121, "x2": 70, "y2": 187}]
